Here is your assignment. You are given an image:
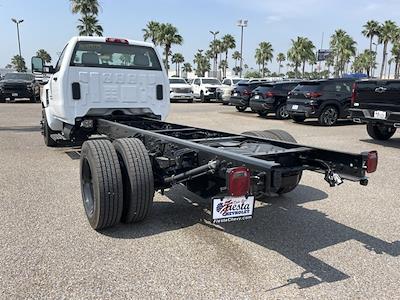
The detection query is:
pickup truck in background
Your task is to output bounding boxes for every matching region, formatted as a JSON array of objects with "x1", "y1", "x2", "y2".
[{"x1": 350, "y1": 80, "x2": 400, "y2": 140}]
